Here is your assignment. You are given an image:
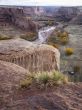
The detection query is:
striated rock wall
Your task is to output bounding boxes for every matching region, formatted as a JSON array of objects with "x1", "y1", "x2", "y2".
[
  {"x1": 70, "y1": 14, "x2": 82, "y2": 24},
  {"x1": 53, "y1": 7, "x2": 79, "y2": 22},
  {"x1": 0, "y1": 39, "x2": 60, "y2": 72},
  {"x1": 0, "y1": 7, "x2": 36, "y2": 31}
]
